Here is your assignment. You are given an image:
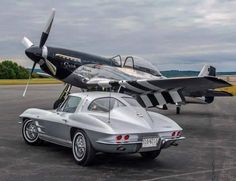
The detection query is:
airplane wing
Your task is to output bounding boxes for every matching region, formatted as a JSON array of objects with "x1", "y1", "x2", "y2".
[
  {"x1": 87, "y1": 76, "x2": 231, "y2": 93},
  {"x1": 87, "y1": 76, "x2": 232, "y2": 108}
]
